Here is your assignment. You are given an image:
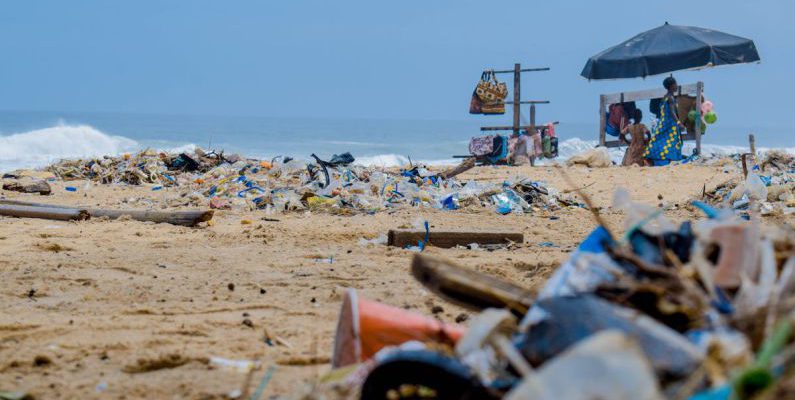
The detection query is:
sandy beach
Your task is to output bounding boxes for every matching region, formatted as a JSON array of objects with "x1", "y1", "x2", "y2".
[{"x1": 1, "y1": 160, "x2": 787, "y2": 399}]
